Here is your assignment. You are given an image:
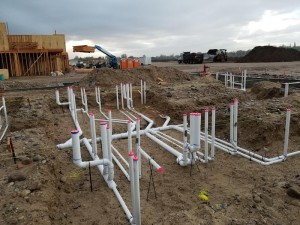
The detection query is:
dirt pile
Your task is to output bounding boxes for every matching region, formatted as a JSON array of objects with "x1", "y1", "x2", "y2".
[
  {"x1": 77, "y1": 66, "x2": 191, "y2": 87},
  {"x1": 251, "y1": 81, "x2": 282, "y2": 99},
  {"x1": 239, "y1": 46, "x2": 300, "y2": 62}
]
